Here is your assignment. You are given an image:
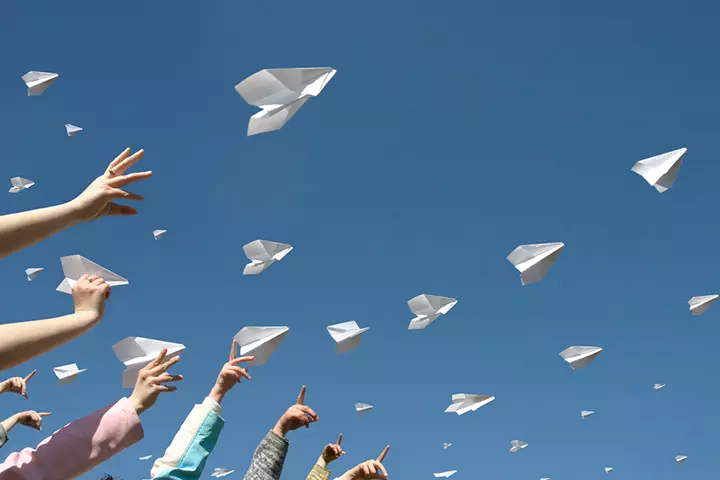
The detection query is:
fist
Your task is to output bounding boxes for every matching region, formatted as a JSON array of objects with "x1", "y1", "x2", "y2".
[
  {"x1": 16, "y1": 411, "x2": 51, "y2": 431},
  {"x1": 72, "y1": 275, "x2": 111, "y2": 321}
]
